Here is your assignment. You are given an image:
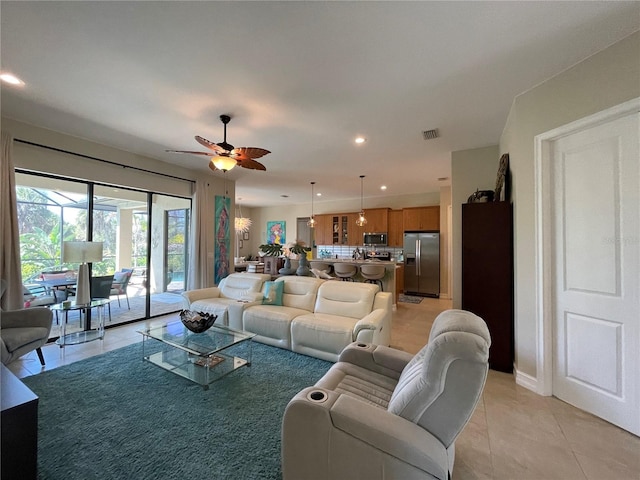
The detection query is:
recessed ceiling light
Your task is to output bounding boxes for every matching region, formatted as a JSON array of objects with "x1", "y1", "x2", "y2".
[
  {"x1": 355, "y1": 137, "x2": 366, "y2": 144},
  {"x1": 0, "y1": 73, "x2": 25, "y2": 86},
  {"x1": 316, "y1": 193, "x2": 322, "y2": 197},
  {"x1": 380, "y1": 185, "x2": 387, "y2": 190}
]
